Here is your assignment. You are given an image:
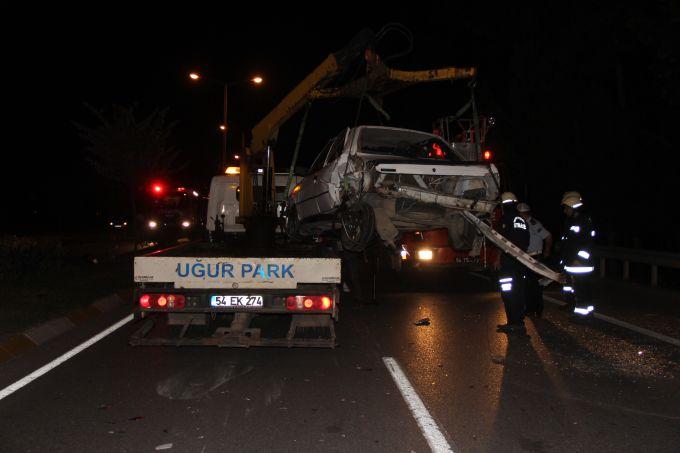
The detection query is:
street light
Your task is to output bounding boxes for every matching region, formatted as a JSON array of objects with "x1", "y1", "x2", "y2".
[{"x1": 188, "y1": 72, "x2": 264, "y2": 171}]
